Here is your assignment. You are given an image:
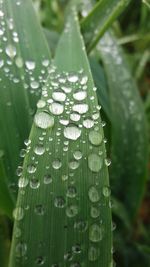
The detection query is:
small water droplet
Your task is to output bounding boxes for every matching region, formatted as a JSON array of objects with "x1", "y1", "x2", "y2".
[
  {"x1": 18, "y1": 177, "x2": 28, "y2": 188},
  {"x1": 89, "y1": 224, "x2": 104, "y2": 242},
  {"x1": 90, "y1": 206, "x2": 100, "y2": 218},
  {"x1": 102, "y1": 186, "x2": 111, "y2": 197},
  {"x1": 66, "y1": 205, "x2": 78, "y2": 217},
  {"x1": 66, "y1": 186, "x2": 77, "y2": 198},
  {"x1": 43, "y1": 174, "x2": 52, "y2": 184},
  {"x1": 52, "y1": 159, "x2": 62, "y2": 169},
  {"x1": 34, "y1": 204, "x2": 45, "y2": 215},
  {"x1": 30, "y1": 178, "x2": 40, "y2": 189},
  {"x1": 88, "y1": 246, "x2": 99, "y2": 261},
  {"x1": 15, "y1": 242, "x2": 27, "y2": 258},
  {"x1": 6, "y1": 44, "x2": 16, "y2": 58},
  {"x1": 13, "y1": 207, "x2": 24, "y2": 221},
  {"x1": 54, "y1": 196, "x2": 65, "y2": 208},
  {"x1": 25, "y1": 60, "x2": 35, "y2": 70},
  {"x1": 34, "y1": 145, "x2": 45, "y2": 155}
]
